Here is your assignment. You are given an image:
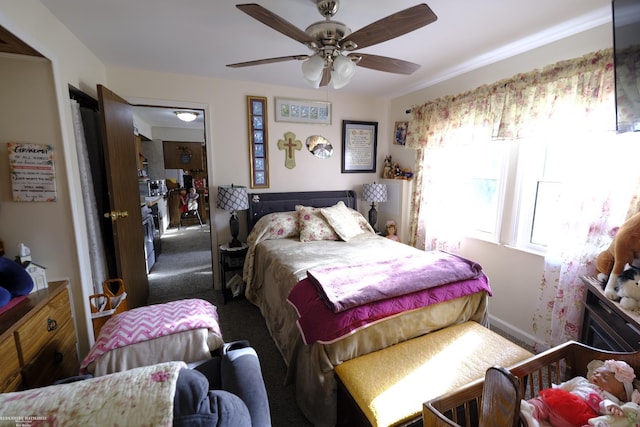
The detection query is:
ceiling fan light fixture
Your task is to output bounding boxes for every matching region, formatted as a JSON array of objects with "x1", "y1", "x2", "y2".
[
  {"x1": 301, "y1": 54, "x2": 325, "y2": 88},
  {"x1": 175, "y1": 111, "x2": 199, "y2": 122},
  {"x1": 331, "y1": 54, "x2": 356, "y2": 89}
]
